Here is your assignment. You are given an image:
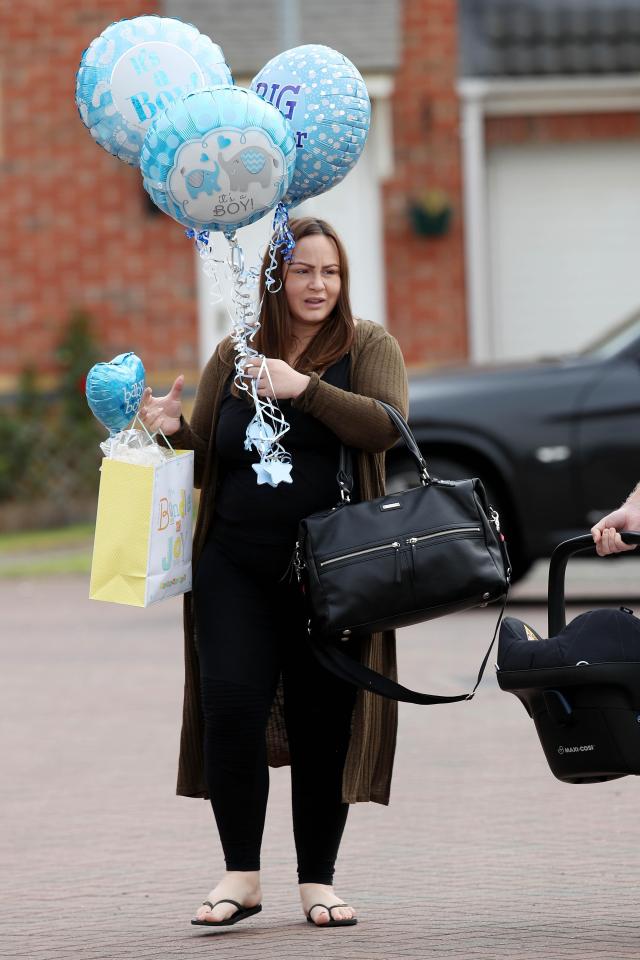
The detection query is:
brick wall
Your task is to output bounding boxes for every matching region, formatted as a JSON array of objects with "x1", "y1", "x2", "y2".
[
  {"x1": 384, "y1": 0, "x2": 468, "y2": 367},
  {"x1": 0, "y1": 1, "x2": 197, "y2": 390},
  {"x1": 486, "y1": 112, "x2": 640, "y2": 147}
]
